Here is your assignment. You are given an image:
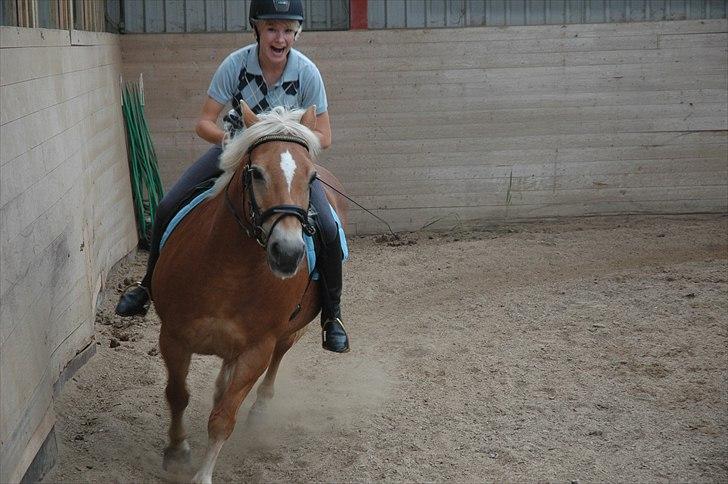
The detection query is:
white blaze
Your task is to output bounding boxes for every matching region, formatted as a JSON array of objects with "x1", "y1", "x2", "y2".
[{"x1": 280, "y1": 150, "x2": 297, "y2": 193}]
